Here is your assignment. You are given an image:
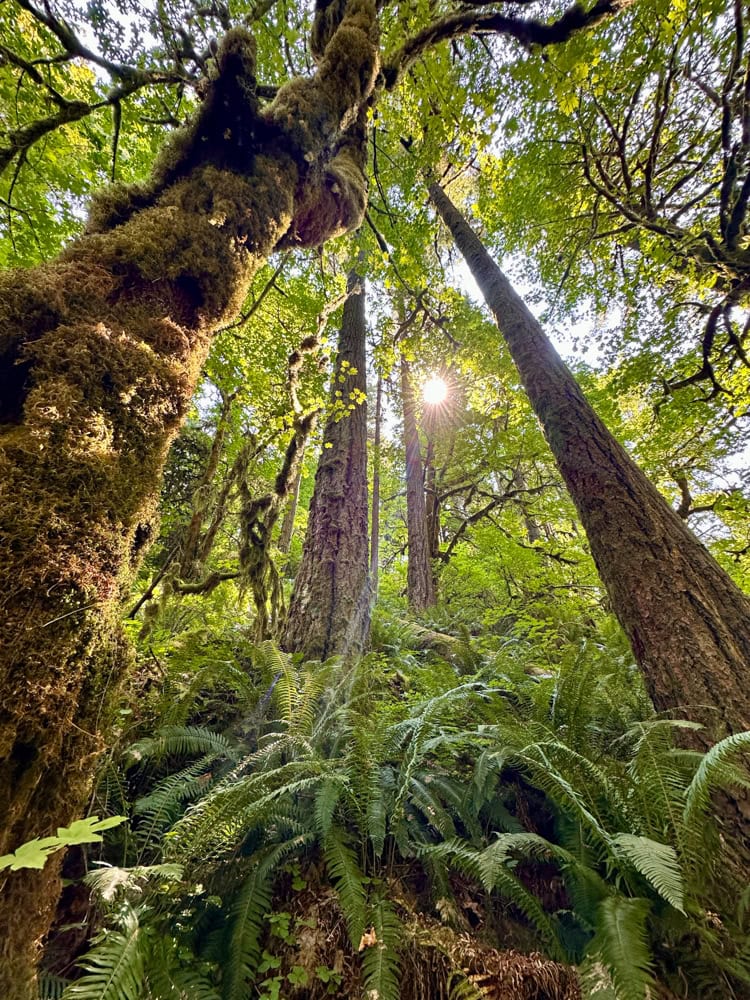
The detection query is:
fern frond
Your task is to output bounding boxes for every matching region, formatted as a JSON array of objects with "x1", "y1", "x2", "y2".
[
  {"x1": 313, "y1": 776, "x2": 346, "y2": 838},
  {"x1": 423, "y1": 838, "x2": 563, "y2": 957},
  {"x1": 626, "y1": 720, "x2": 700, "y2": 841},
  {"x1": 586, "y1": 896, "x2": 655, "y2": 1000},
  {"x1": 223, "y1": 862, "x2": 274, "y2": 1000},
  {"x1": 611, "y1": 834, "x2": 685, "y2": 913},
  {"x1": 84, "y1": 863, "x2": 183, "y2": 904},
  {"x1": 294, "y1": 662, "x2": 330, "y2": 737},
  {"x1": 132, "y1": 756, "x2": 217, "y2": 859},
  {"x1": 39, "y1": 973, "x2": 71, "y2": 999},
  {"x1": 129, "y1": 726, "x2": 237, "y2": 764},
  {"x1": 170, "y1": 762, "x2": 329, "y2": 860},
  {"x1": 323, "y1": 830, "x2": 367, "y2": 947},
  {"x1": 408, "y1": 775, "x2": 458, "y2": 840},
  {"x1": 683, "y1": 731, "x2": 750, "y2": 831},
  {"x1": 361, "y1": 887, "x2": 402, "y2": 1000},
  {"x1": 447, "y1": 970, "x2": 486, "y2": 1000},
  {"x1": 366, "y1": 777, "x2": 388, "y2": 859},
  {"x1": 145, "y1": 937, "x2": 221, "y2": 999},
  {"x1": 64, "y1": 908, "x2": 149, "y2": 1000}
]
